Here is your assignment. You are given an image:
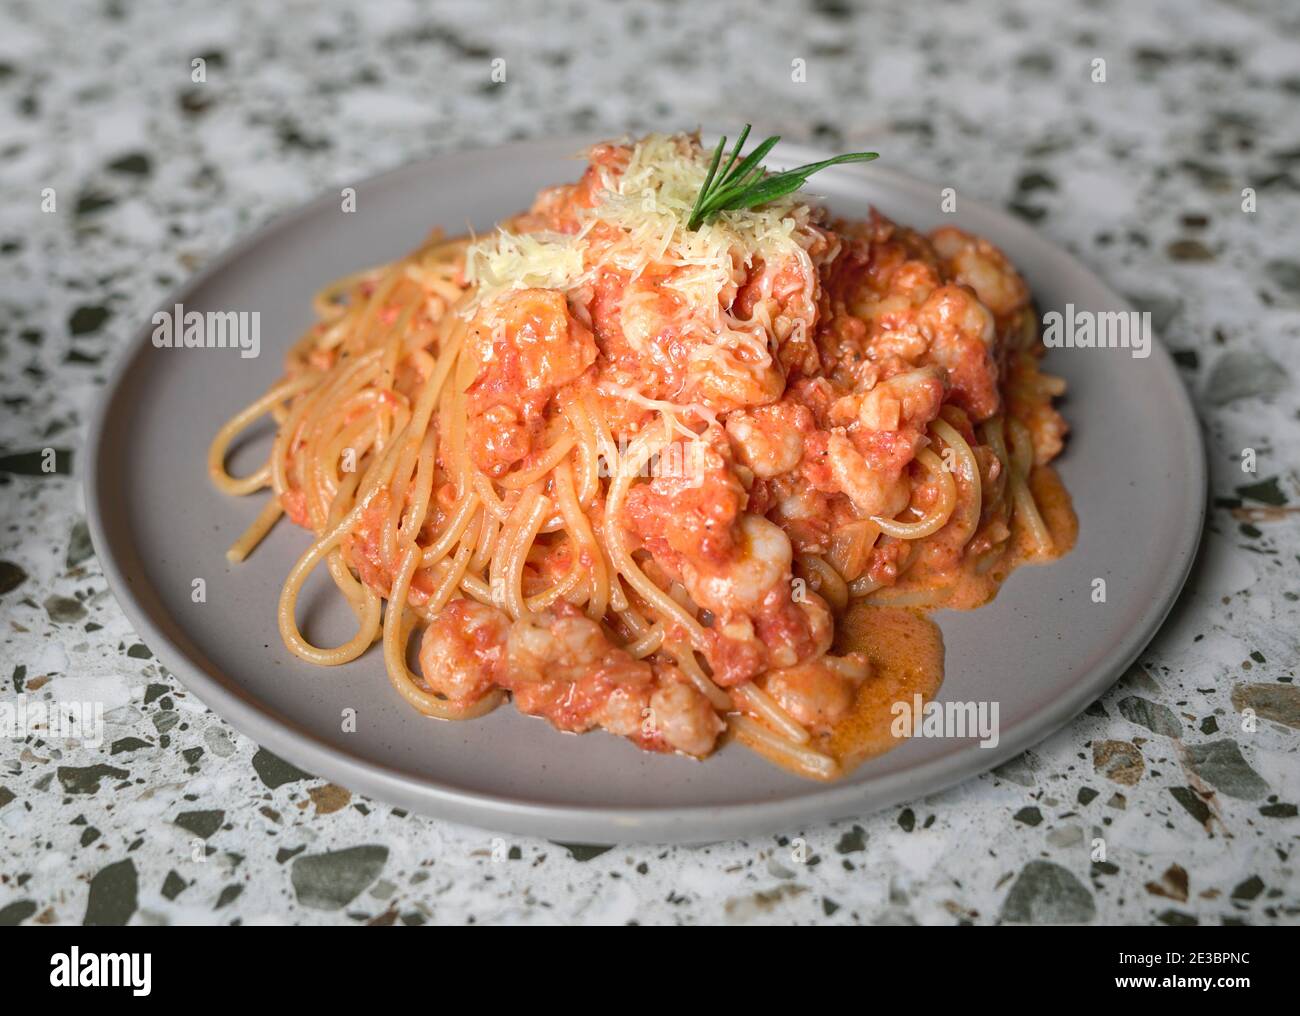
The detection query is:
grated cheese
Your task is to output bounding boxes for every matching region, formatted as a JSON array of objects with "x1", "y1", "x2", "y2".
[
  {"x1": 464, "y1": 227, "x2": 589, "y2": 309},
  {"x1": 465, "y1": 132, "x2": 819, "y2": 313}
]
